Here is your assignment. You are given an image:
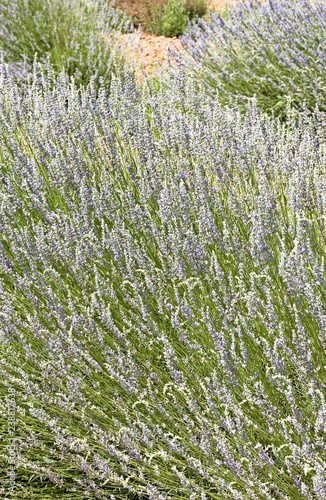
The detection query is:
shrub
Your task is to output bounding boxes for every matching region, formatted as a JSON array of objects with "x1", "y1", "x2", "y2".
[
  {"x1": 0, "y1": 64, "x2": 326, "y2": 498},
  {"x1": 161, "y1": 0, "x2": 189, "y2": 37},
  {"x1": 181, "y1": 0, "x2": 326, "y2": 117},
  {"x1": 0, "y1": 0, "x2": 131, "y2": 89},
  {"x1": 113, "y1": 0, "x2": 207, "y2": 38},
  {"x1": 186, "y1": 0, "x2": 207, "y2": 19},
  {"x1": 160, "y1": 0, "x2": 207, "y2": 37}
]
